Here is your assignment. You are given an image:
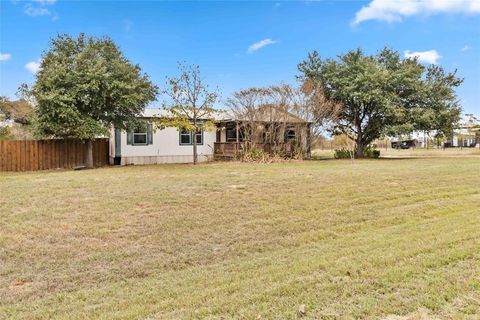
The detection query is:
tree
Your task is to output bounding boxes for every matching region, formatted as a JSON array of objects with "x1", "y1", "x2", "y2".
[
  {"x1": 31, "y1": 34, "x2": 158, "y2": 168},
  {"x1": 0, "y1": 87, "x2": 35, "y2": 140},
  {"x1": 0, "y1": 96, "x2": 33, "y2": 125},
  {"x1": 226, "y1": 84, "x2": 313, "y2": 160},
  {"x1": 298, "y1": 48, "x2": 462, "y2": 158},
  {"x1": 226, "y1": 87, "x2": 267, "y2": 157},
  {"x1": 161, "y1": 63, "x2": 220, "y2": 164}
]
